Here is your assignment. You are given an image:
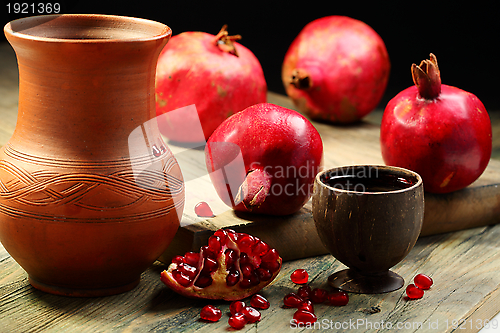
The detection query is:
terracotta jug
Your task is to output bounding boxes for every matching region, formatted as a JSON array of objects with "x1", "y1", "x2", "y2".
[{"x1": 1, "y1": 14, "x2": 185, "y2": 296}]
